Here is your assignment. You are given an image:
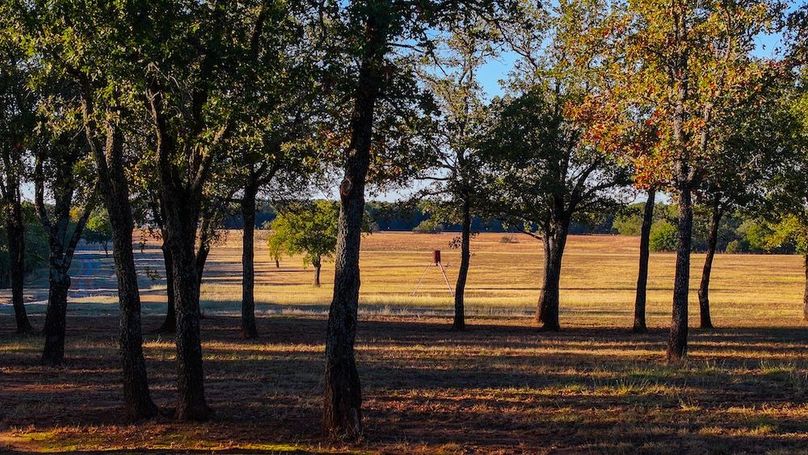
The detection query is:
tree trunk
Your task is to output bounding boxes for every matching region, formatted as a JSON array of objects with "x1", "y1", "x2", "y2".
[
  {"x1": 41, "y1": 267, "x2": 70, "y2": 366},
  {"x1": 241, "y1": 184, "x2": 258, "y2": 339},
  {"x1": 633, "y1": 188, "x2": 655, "y2": 333},
  {"x1": 803, "y1": 254, "x2": 808, "y2": 322},
  {"x1": 453, "y1": 198, "x2": 471, "y2": 331},
  {"x1": 667, "y1": 184, "x2": 693, "y2": 362},
  {"x1": 538, "y1": 220, "x2": 569, "y2": 332},
  {"x1": 157, "y1": 242, "x2": 176, "y2": 334},
  {"x1": 81, "y1": 102, "x2": 158, "y2": 419},
  {"x1": 165, "y1": 218, "x2": 210, "y2": 421},
  {"x1": 313, "y1": 258, "x2": 322, "y2": 287},
  {"x1": 7, "y1": 206, "x2": 33, "y2": 334},
  {"x1": 698, "y1": 200, "x2": 722, "y2": 330},
  {"x1": 323, "y1": 9, "x2": 387, "y2": 440}
]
